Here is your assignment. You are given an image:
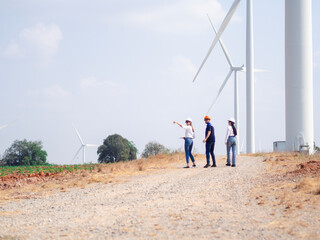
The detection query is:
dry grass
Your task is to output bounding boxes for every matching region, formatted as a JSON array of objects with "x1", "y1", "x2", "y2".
[
  {"x1": 252, "y1": 152, "x2": 320, "y2": 213},
  {"x1": 0, "y1": 153, "x2": 187, "y2": 204},
  {"x1": 252, "y1": 152, "x2": 320, "y2": 175},
  {"x1": 0, "y1": 235, "x2": 17, "y2": 240},
  {"x1": 295, "y1": 177, "x2": 320, "y2": 195},
  {"x1": 249, "y1": 153, "x2": 320, "y2": 239}
]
